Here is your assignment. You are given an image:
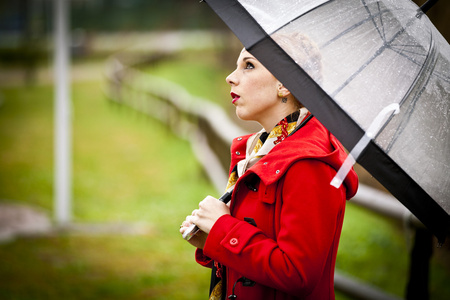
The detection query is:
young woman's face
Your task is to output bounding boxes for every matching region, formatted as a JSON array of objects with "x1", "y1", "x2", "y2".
[{"x1": 226, "y1": 49, "x2": 281, "y2": 126}]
